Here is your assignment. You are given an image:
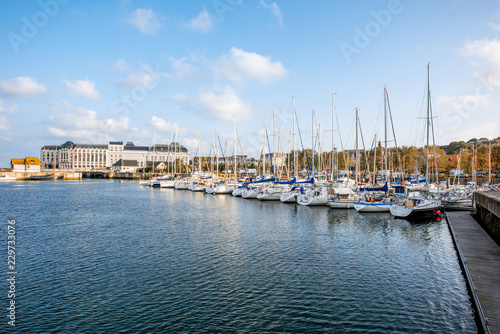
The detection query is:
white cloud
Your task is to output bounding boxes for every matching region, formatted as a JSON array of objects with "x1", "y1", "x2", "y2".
[
  {"x1": 186, "y1": 8, "x2": 214, "y2": 33},
  {"x1": 126, "y1": 8, "x2": 162, "y2": 35},
  {"x1": 114, "y1": 58, "x2": 130, "y2": 72},
  {"x1": 0, "y1": 76, "x2": 47, "y2": 98},
  {"x1": 161, "y1": 94, "x2": 189, "y2": 102},
  {"x1": 115, "y1": 58, "x2": 195, "y2": 88},
  {"x1": 259, "y1": 0, "x2": 283, "y2": 26},
  {"x1": 437, "y1": 95, "x2": 490, "y2": 110},
  {"x1": 490, "y1": 22, "x2": 500, "y2": 31},
  {"x1": 214, "y1": 47, "x2": 287, "y2": 84},
  {"x1": 462, "y1": 38, "x2": 500, "y2": 87},
  {"x1": 197, "y1": 86, "x2": 252, "y2": 121},
  {"x1": 169, "y1": 57, "x2": 198, "y2": 79},
  {"x1": 0, "y1": 116, "x2": 10, "y2": 131},
  {"x1": 149, "y1": 116, "x2": 177, "y2": 133},
  {"x1": 47, "y1": 102, "x2": 150, "y2": 143},
  {"x1": 63, "y1": 79, "x2": 101, "y2": 101},
  {"x1": 0, "y1": 101, "x2": 18, "y2": 114},
  {"x1": 116, "y1": 63, "x2": 170, "y2": 88}
]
